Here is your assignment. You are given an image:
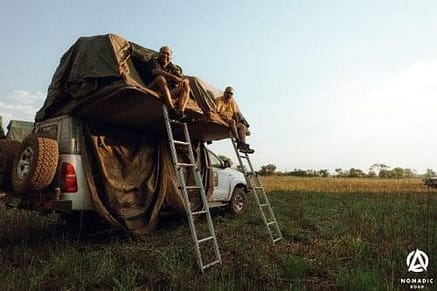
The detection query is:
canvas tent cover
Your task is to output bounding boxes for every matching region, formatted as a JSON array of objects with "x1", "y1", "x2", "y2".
[
  {"x1": 36, "y1": 34, "x2": 233, "y2": 234},
  {"x1": 36, "y1": 33, "x2": 229, "y2": 141}
]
